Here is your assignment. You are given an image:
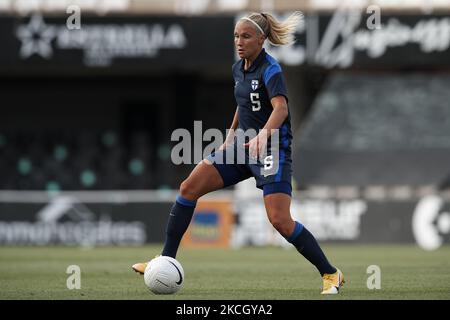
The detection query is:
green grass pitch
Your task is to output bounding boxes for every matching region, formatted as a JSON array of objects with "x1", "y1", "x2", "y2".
[{"x1": 0, "y1": 245, "x2": 449, "y2": 300}]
